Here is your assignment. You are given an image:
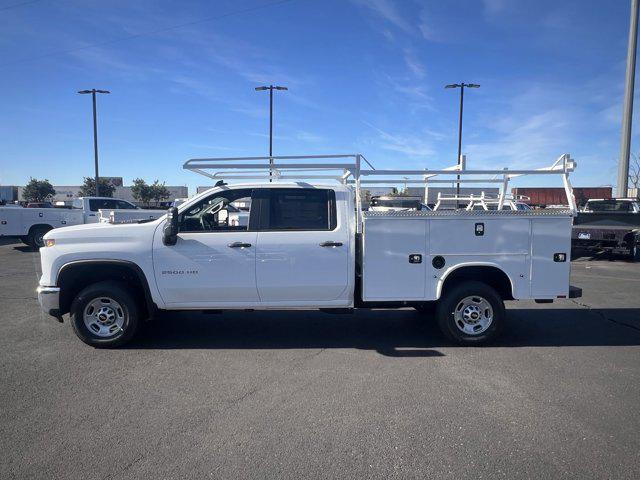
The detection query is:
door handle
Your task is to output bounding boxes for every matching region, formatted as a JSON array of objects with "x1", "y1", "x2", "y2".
[
  {"x1": 88, "y1": 214, "x2": 96, "y2": 217},
  {"x1": 228, "y1": 241, "x2": 252, "y2": 248},
  {"x1": 319, "y1": 241, "x2": 343, "y2": 247}
]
